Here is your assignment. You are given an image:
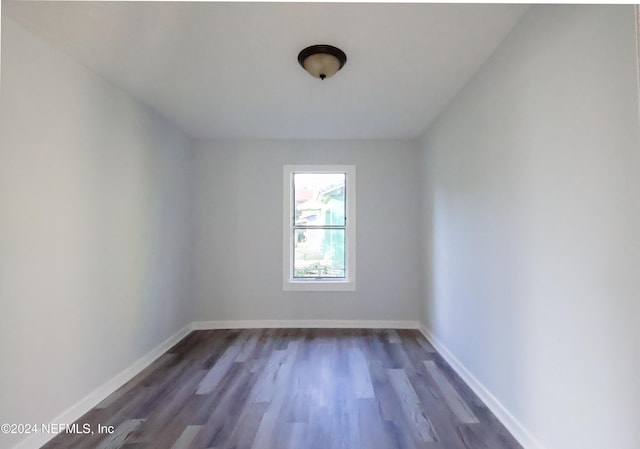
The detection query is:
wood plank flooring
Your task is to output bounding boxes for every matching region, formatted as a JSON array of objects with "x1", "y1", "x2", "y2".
[{"x1": 41, "y1": 329, "x2": 523, "y2": 449}]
